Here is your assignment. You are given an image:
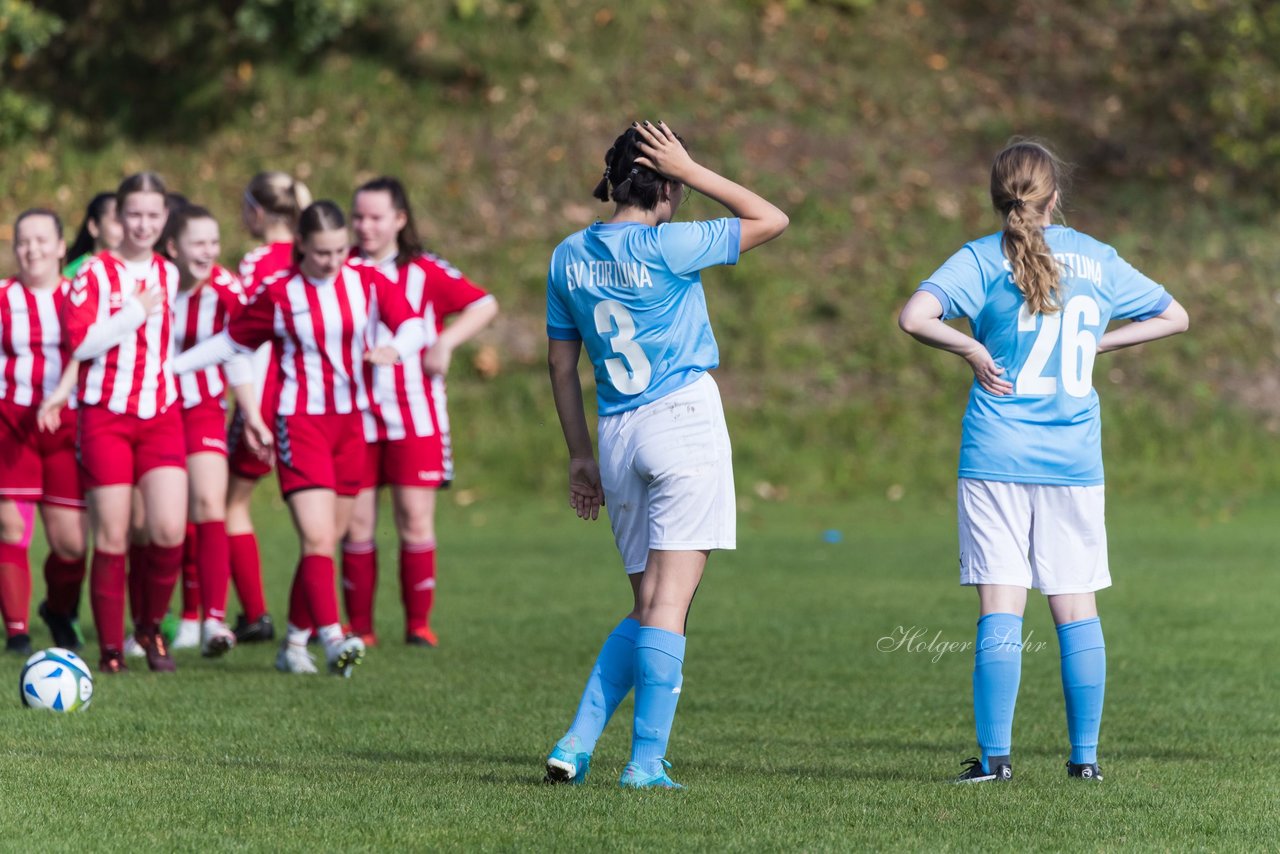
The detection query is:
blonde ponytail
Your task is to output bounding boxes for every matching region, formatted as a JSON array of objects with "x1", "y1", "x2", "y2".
[{"x1": 990, "y1": 140, "x2": 1065, "y2": 315}]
